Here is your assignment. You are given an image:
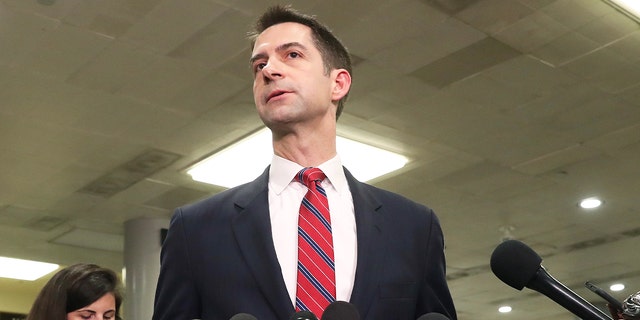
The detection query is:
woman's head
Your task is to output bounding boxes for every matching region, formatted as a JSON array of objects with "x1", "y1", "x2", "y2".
[{"x1": 27, "y1": 263, "x2": 122, "y2": 320}]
